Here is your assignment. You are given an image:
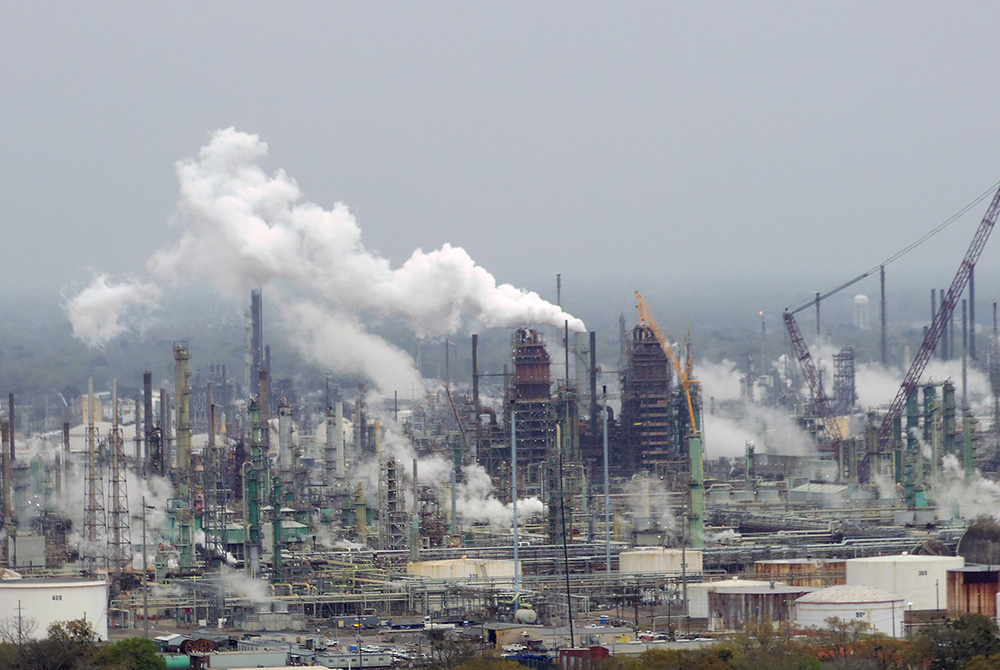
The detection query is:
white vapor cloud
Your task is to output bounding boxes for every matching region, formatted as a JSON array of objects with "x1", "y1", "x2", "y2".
[
  {"x1": 63, "y1": 274, "x2": 161, "y2": 347},
  {"x1": 64, "y1": 127, "x2": 584, "y2": 390}
]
